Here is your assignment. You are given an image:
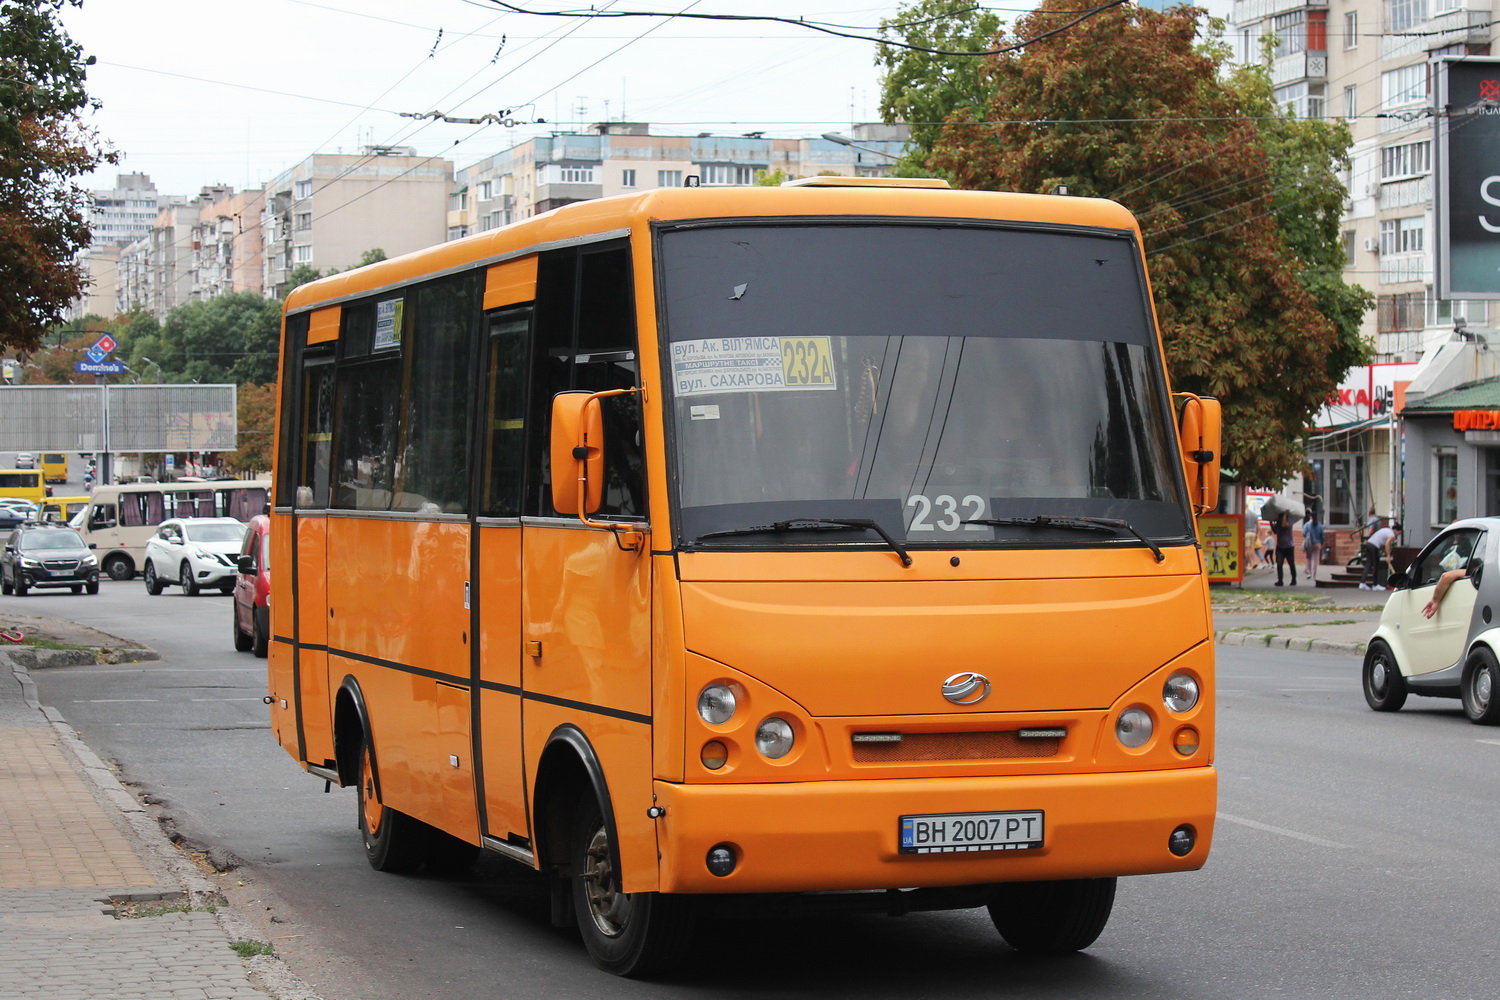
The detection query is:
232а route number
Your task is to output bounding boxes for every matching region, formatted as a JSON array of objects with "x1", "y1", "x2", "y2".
[{"x1": 780, "y1": 337, "x2": 835, "y2": 387}]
